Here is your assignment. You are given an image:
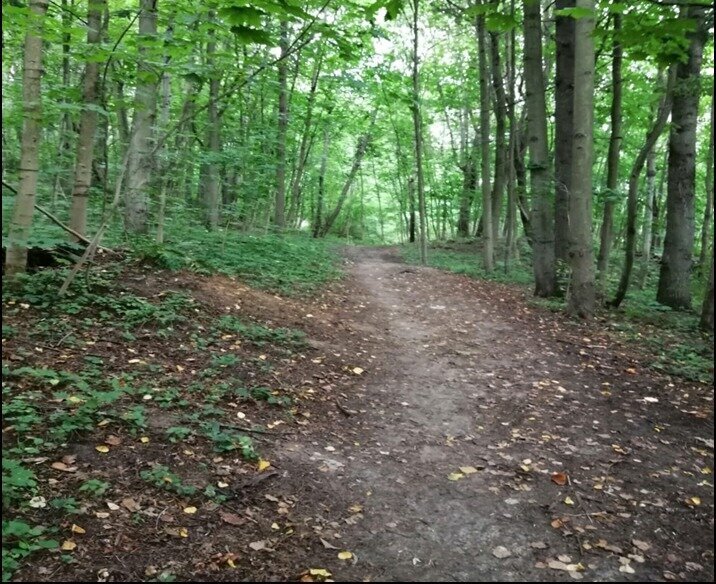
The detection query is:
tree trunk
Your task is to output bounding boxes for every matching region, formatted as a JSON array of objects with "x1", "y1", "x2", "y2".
[
  {"x1": 523, "y1": 0, "x2": 555, "y2": 297},
  {"x1": 319, "y1": 112, "x2": 376, "y2": 237},
  {"x1": 699, "y1": 95, "x2": 714, "y2": 273},
  {"x1": 657, "y1": 6, "x2": 708, "y2": 309},
  {"x1": 701, "y1": 249, "x2": 714, "y2": 332},
  {"x1": 155, "y1": 19, "x2": 174, "y2": 244},
  {"x1": 123, "y1": 0, "x2": 159, "y2": 234},
  {"x1": 5, "y1": 0, "x2": 50, "y2": 276},
  {"x1": 274, "y1": 20, "x2": 289, "y2": 229},
  {"x1": 412, "y1": 0, "x2": 428, "y2": 264},
  {"x1": 476, "y1": 12, "x2": 493, "y2": 270},
  {"x1": 554, "y1": 0, "x2": 574, "y2": 261},
  {"x1": 489, "y1": 31, "x2": 507, "y2": 244},
  {"x1": 637, "y1": 146, "x2": 658, "y2": 288},
  {"x1": 204, "y1": 11, "x2": 221, "y2": 229},
  {"x1": 567, "y1": 0, "x2": 596, "y2": 318},
  {"x1": 69, "y1": 0, "x2": 105, "y2": 239},
  {"x1": 596, "y1": 13, "x2": 623, "y2": 293},
  {"x1": 408, "y1": 176, "x2": 417, "y2": 243},
  {"x1": 611, "y1": 69, "x2": 675, "y2": 308},
  {"x1": 288, "y1": 50, "x2": 322, "y2": 226}
]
